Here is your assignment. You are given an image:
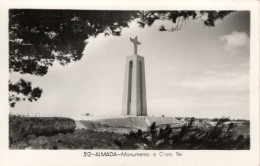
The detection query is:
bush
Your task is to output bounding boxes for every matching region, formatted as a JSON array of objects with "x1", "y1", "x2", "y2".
[
  {"x1": 118, "y1": 118, "x2": 250, "y2": 150},
  {"x1": 24, "y1": 129, "x2": 123, "y2": 149},
  {"x1": 9, "y1": 115, "x2": 76, "y2": 147}
]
